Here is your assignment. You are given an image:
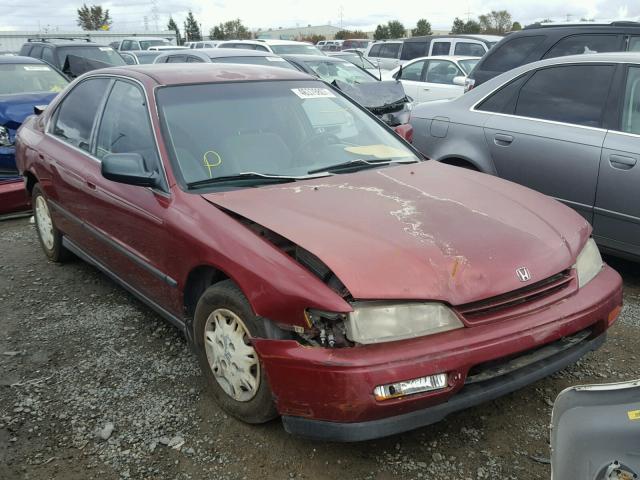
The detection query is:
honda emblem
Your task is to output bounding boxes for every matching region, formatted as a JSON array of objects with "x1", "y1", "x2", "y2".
[{"x1": 516, "y1": 267, "x2": 532, "y2": 282}]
